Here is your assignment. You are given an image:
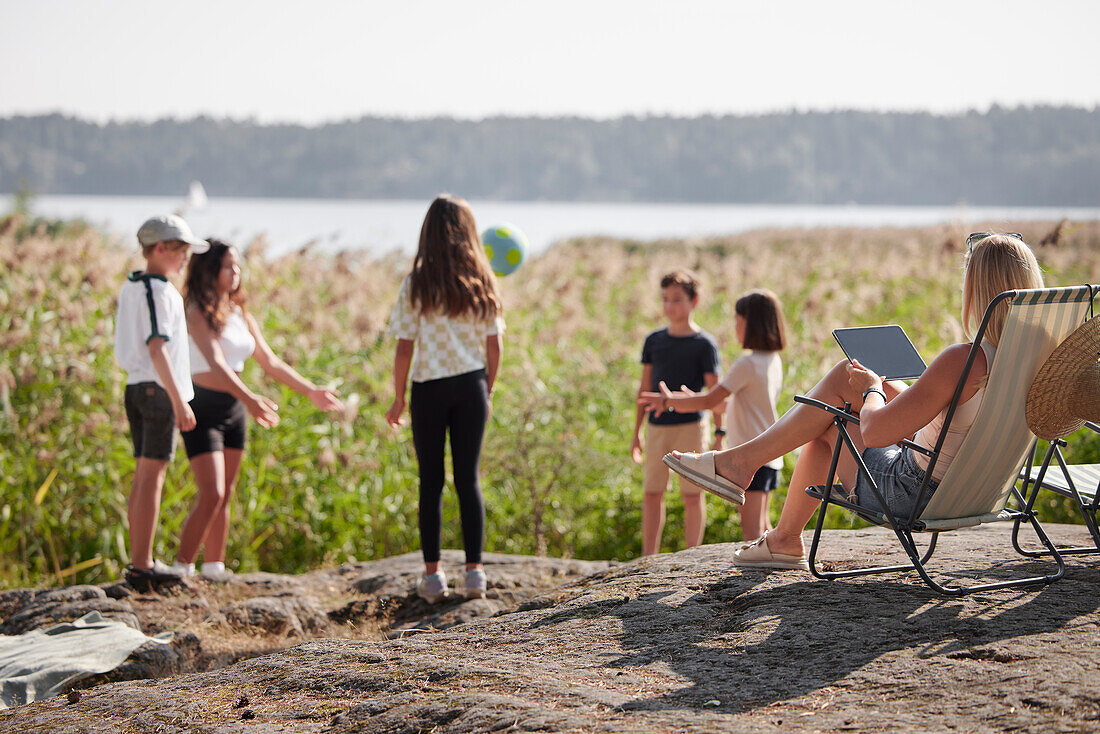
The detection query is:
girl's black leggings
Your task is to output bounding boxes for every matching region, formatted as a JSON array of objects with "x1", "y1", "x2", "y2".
[{"x1": 409, "y1": 368, "x2": 488, "y2": 565}]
